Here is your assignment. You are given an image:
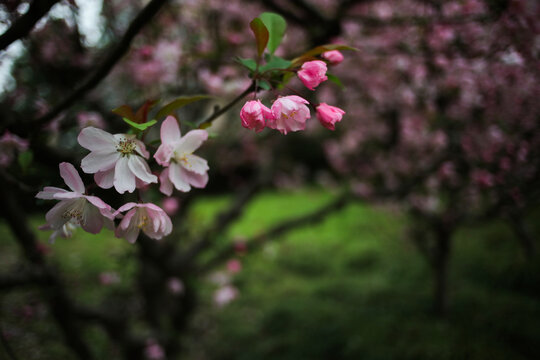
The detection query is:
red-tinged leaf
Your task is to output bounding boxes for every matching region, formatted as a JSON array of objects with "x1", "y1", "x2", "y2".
[
  {"x1": 291, "y1": 44, "x2": 357, "y2": 66},
  {"x1": 156, "y1": 95, "x2": 212, "y2": 120},
  {"x1": 250, "y1": 18, "x2": 269, "y2": 58},
  {"x1": 135, "y1": 99, "x2": 160, "y2": 124},
  {"x1": 112, "y1": 105, "x2": 136, "y2": 121}
]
